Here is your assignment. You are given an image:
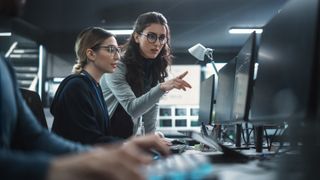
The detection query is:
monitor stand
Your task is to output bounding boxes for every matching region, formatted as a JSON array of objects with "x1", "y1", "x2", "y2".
[
  {"x1": 235, "y1": 124, "x2": 242, "y2": 147},
  {"x1": 208, "y1": 123, "x2": 222, "y2": 141},
  {"x1": 191, "y1": 129, "x2": 250, "y2": 163},
  {"x1": 231, "y1": 123, "x2": 250, "y2": 150},
  {"x1": 255, "y1": 126, "x2": 264, "y2": 152}
]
